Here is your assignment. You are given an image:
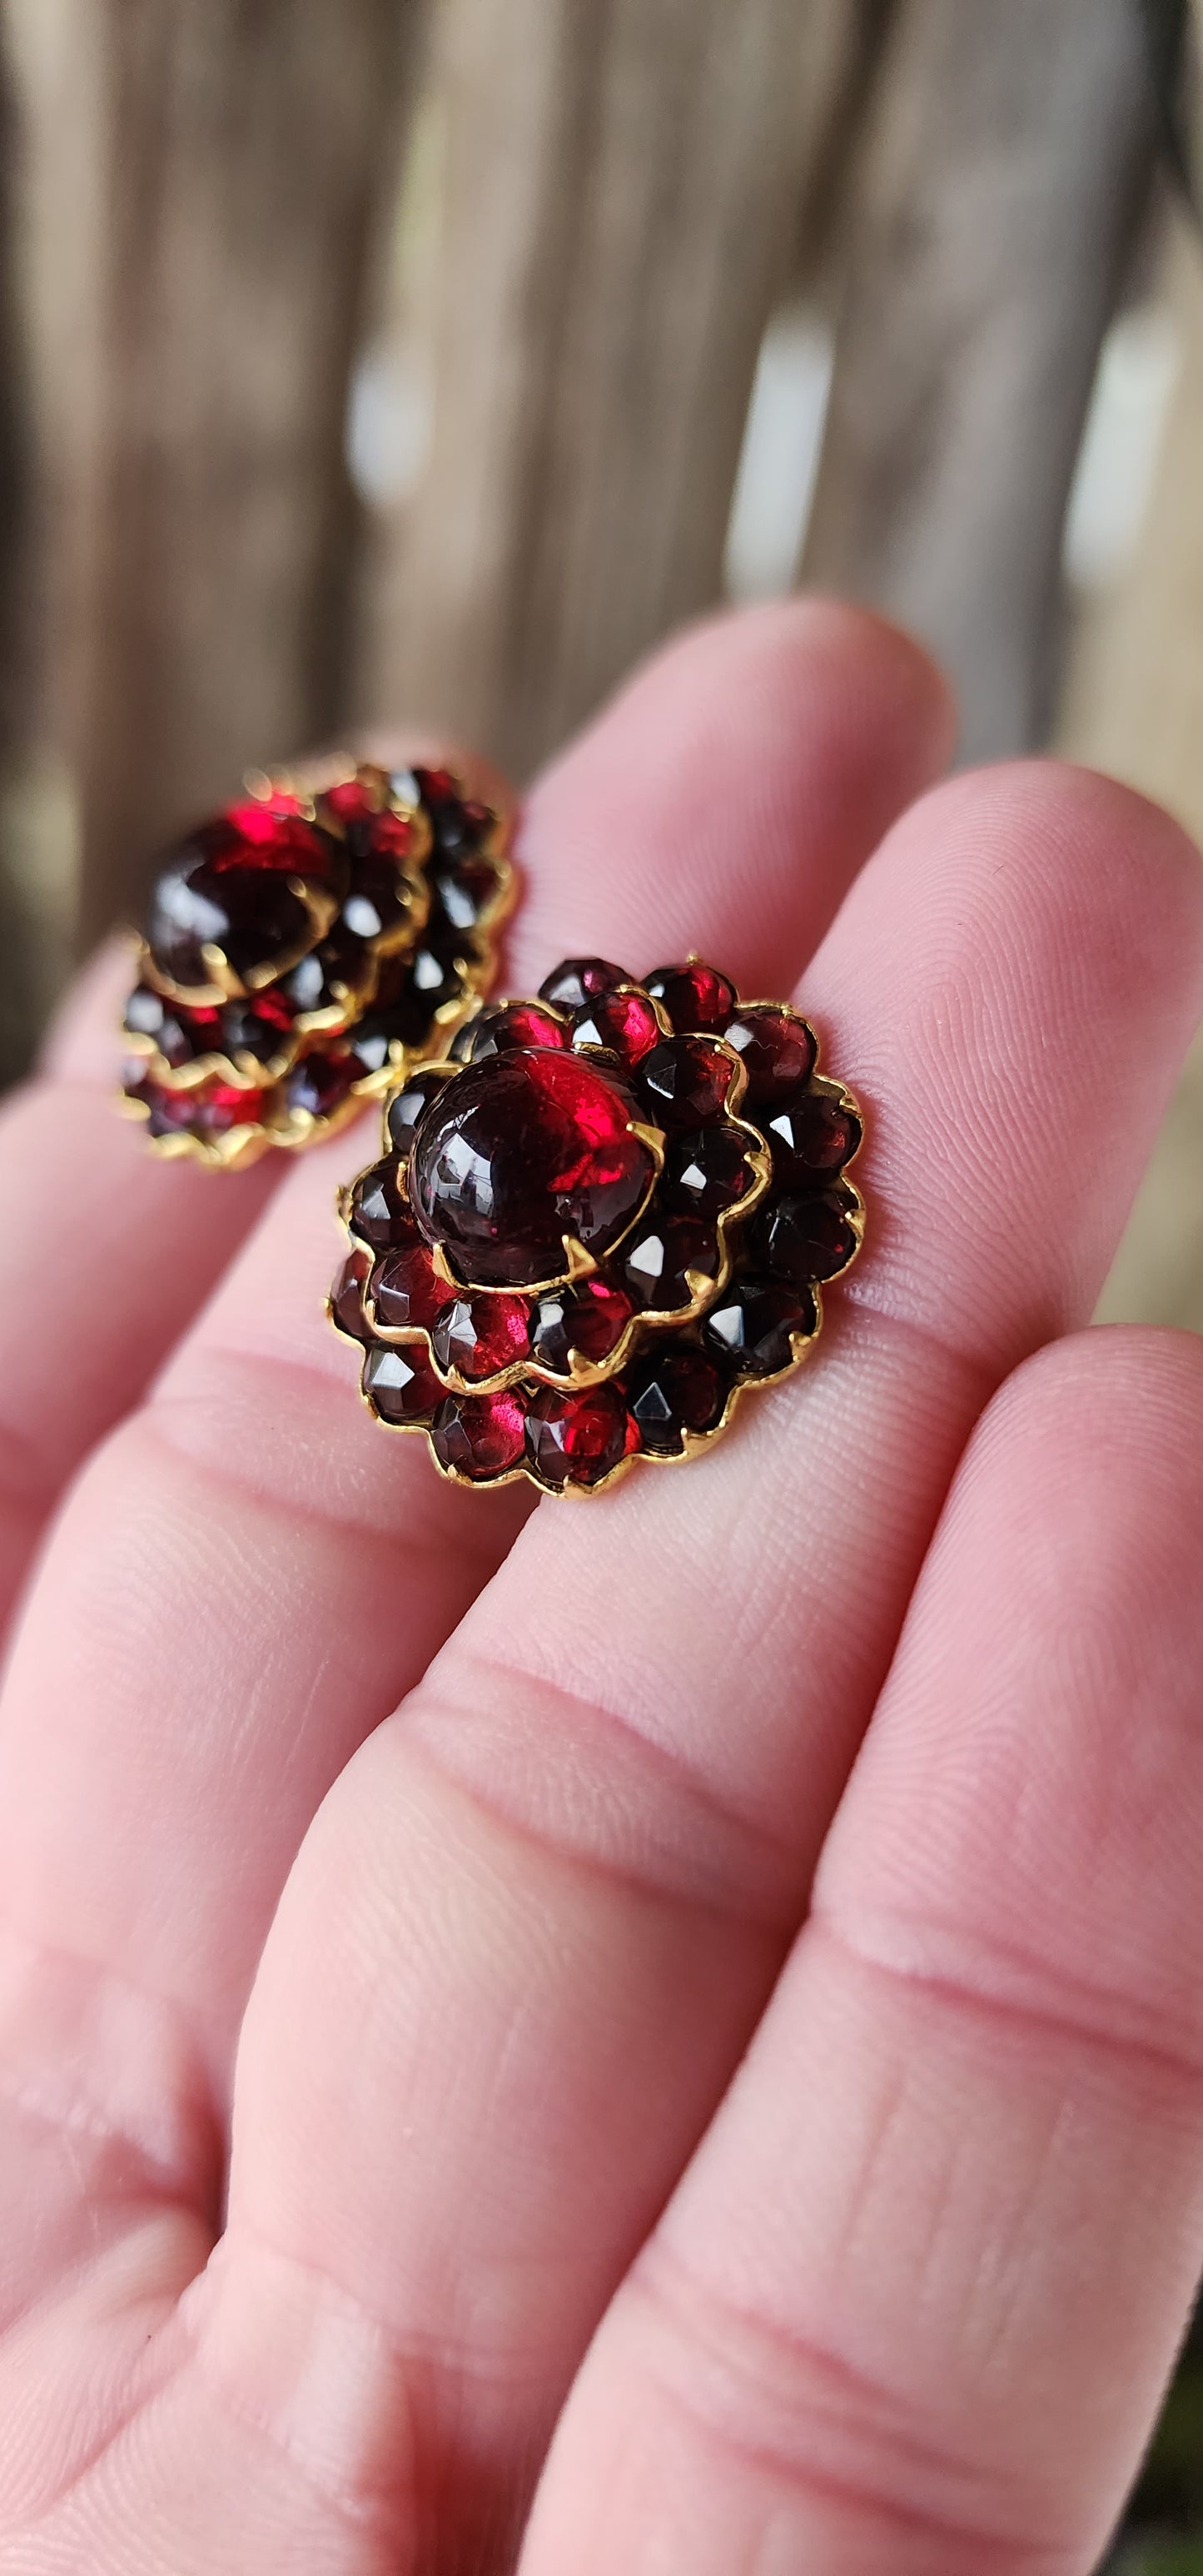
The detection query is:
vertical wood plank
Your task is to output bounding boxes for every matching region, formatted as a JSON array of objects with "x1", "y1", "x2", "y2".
[
  {"x1": 71, "y1": 0, "x2": 425, "y2": 942},
  {"x1": 803, "y1": 0, "x2": 1157, "y2": 758},
  {"x1": 360, "y1": 0, "x2": 861, "y2": 778}
]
